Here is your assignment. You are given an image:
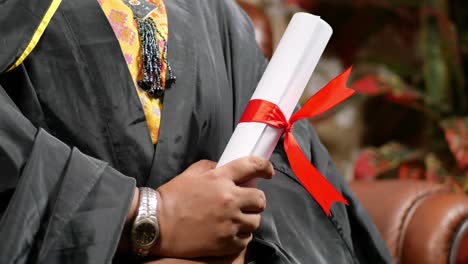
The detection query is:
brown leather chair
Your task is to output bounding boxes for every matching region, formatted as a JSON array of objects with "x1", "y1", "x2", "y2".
[{"x1": 350, "y1": 180, "x2": 468, "y2": 264}]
